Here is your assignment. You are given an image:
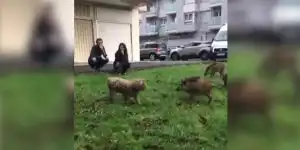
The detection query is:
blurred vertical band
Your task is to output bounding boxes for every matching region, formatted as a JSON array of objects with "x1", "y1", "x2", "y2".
[
  {"x1": 228, "y1": 0, "x2": 300, "y2": 150},
  {"x1": 0, "y1": 0, "x2": 74, "y2": 150}
]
